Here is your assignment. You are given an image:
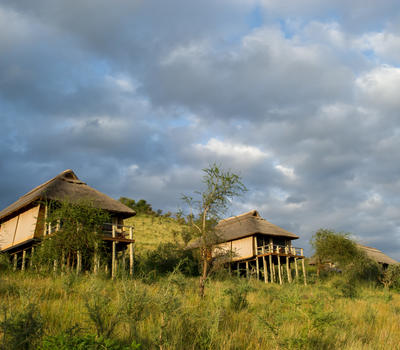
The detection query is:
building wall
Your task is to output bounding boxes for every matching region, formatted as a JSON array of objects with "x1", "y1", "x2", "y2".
[
  {"x1": 214, "y1": 236, "x2": 254, "y2": 261},
  {"x1": 0, "y1": 205, "x2": 40, "y2": 251}
]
